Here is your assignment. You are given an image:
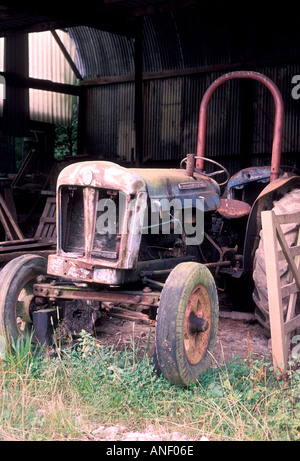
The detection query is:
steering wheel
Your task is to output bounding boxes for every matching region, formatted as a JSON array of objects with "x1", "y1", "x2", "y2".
[
  {"x1": 279, "y1": 165, "x2": 300, "y2": 176},
  {"x1": 180, "y1": 156, "x2": 230, "y2": 186}
]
